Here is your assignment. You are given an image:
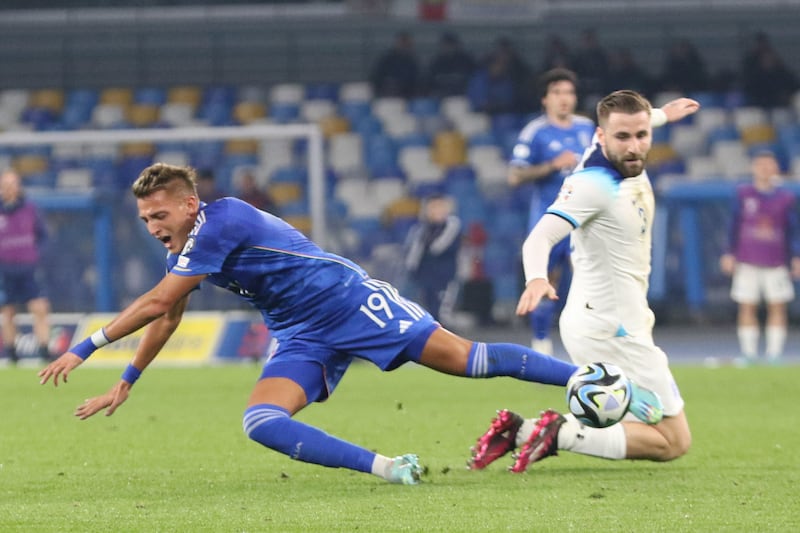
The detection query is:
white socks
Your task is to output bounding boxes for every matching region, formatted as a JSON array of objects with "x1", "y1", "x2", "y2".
[
  {"x1": 371, "y1": 454, "x2": 392, "y2": 479},
  {"x1": 737, "y1": 326, "x2": 759, "y2": 359},
  {"x1": 516, "y1": 413, "x2": 627, "y2": 460},
  {"x1": 765, "y1": 326, "x2": 787, "y2": 359},
  {"x1": 557, "y1": 414, "x2": 627, "y2": 459}
]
